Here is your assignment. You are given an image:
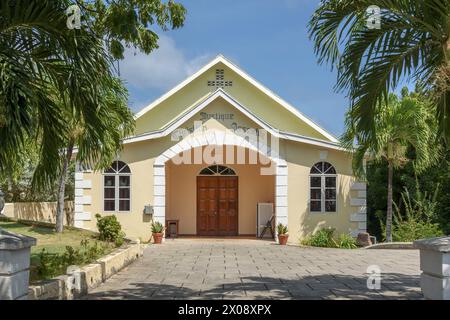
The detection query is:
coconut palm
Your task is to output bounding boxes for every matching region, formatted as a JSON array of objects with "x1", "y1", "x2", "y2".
[
  {"x1": 309, "y1": 0, "x2": 450, "y2": 144},
  {"x1": 341, "y1": 92, "x2": 441, "y2": 242}
]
